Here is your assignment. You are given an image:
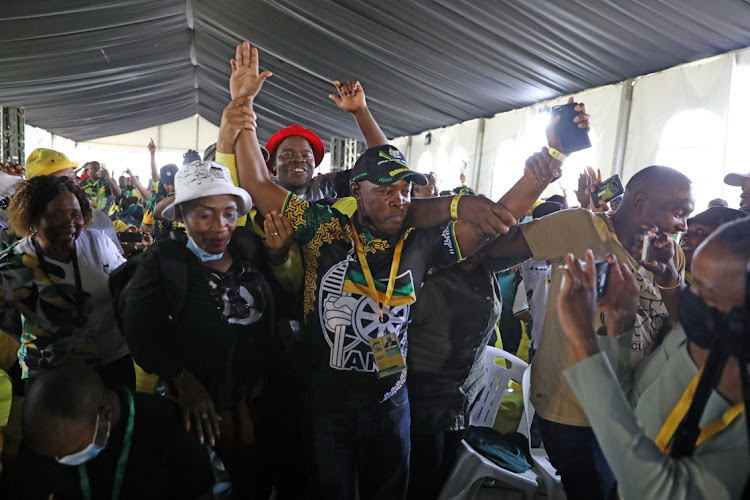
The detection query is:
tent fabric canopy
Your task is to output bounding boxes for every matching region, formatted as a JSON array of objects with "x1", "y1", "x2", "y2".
[{"x1": 2, "y1": 0, "x2": 750, "y2": 144}]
